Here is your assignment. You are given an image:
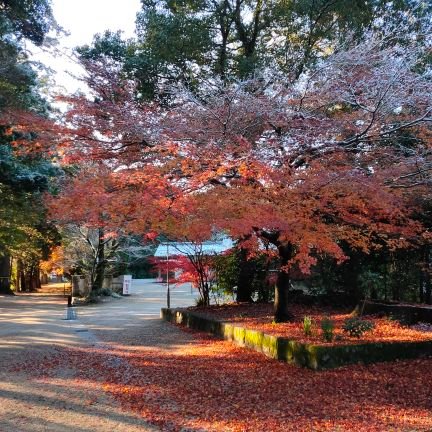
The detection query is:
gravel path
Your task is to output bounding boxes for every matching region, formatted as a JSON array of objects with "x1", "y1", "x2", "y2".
[{"x1": 0, "y1": 292, "x2": 195, "y2": 432}]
